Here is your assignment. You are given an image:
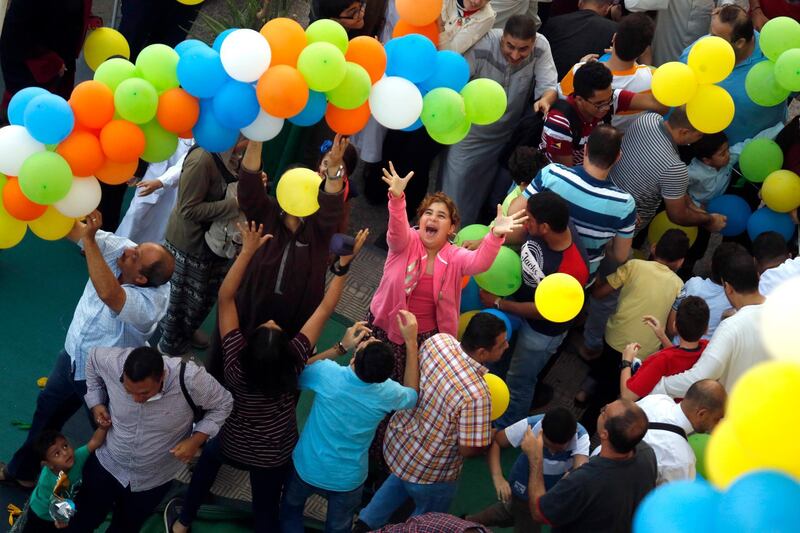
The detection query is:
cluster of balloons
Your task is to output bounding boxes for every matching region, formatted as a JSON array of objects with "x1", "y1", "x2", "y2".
[
  {"x1": 745, "y1": 17, "x2": 800, "y2": 107},
  {"x1": 393, "y1": 0, "x2": 443, "y2": 44},
  {"x1": 651, "y1": 36, "x2": 735, "y2": 133}
]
